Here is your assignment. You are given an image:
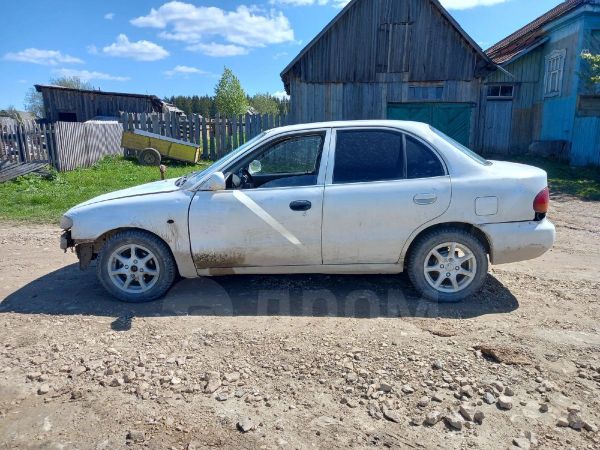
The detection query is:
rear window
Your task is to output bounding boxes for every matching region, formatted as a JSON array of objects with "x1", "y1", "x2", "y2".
[
  {"x1": 405, "y1": 136, "x2": 445, "y2": 179},
  {"x1": 430, "y1": 126, "x2": 491, "y2": 166}
]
